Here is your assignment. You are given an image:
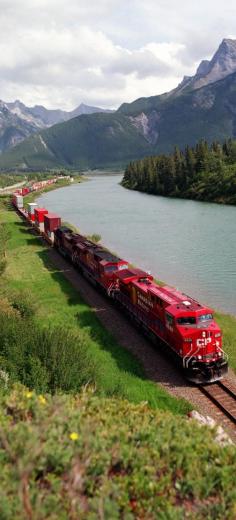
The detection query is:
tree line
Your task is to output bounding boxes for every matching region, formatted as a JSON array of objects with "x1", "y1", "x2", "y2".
[{"x1": 121, "y1": 139, "x2": 236, "y2": 204}]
